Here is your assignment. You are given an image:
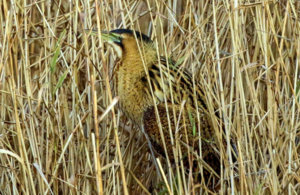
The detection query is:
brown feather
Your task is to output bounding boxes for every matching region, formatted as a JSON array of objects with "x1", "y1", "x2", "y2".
[{"x1": 108, "y1": 30, "x2": 225, "y2": 184}]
